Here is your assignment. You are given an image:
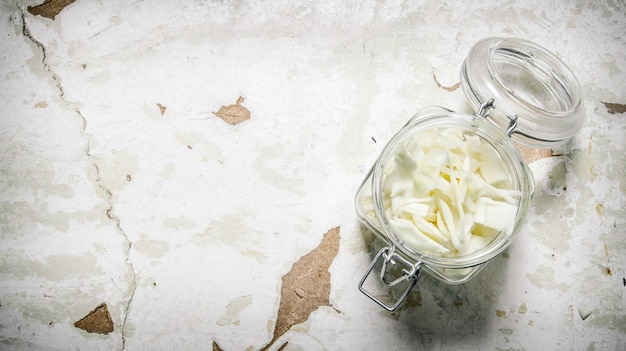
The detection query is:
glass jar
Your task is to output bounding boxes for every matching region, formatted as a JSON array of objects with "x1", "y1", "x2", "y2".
[{"x1": 356, "y1": 37, "x2": 584, "y2": 311}]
